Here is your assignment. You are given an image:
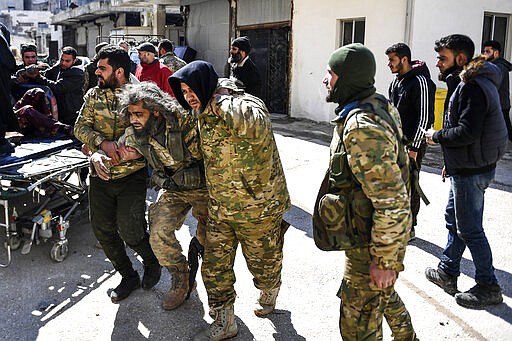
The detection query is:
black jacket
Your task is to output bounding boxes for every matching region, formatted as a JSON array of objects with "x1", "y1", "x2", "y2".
[
  {"x1": 35, "y1": 58, "x2": 85, "y2": 125},
  {"x1": 493, "y1": 57, "x2": 512, "y2": 111},
  {"x1": 388, "y1": 61, "x2": 436, "y2": 150},
  {"x1": 433, "y1": 59, "x2": 507, "y2": 175},
  {"x1": 230, "y1": 57, "x2": 262, "y2": 98}
]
